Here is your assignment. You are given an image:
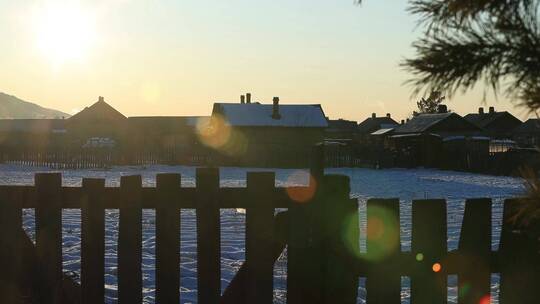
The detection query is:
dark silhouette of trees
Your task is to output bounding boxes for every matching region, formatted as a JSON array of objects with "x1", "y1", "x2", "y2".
[
  {"x1": 401, "y1": 0, "x2": 540, "y2": 112},
  {"x1": 413, "y1": 90, "x2": 447, "y2": 116}
]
